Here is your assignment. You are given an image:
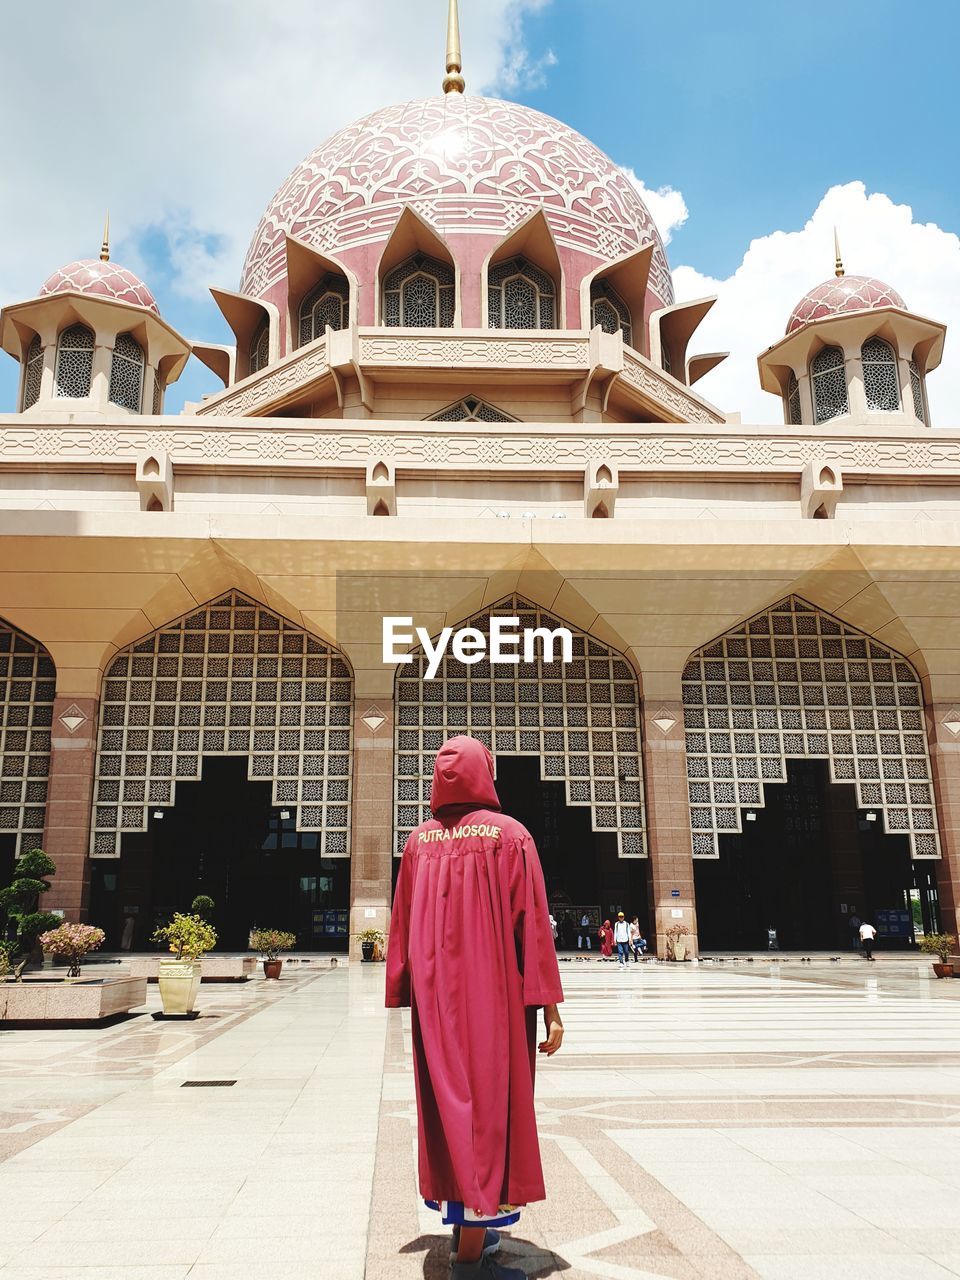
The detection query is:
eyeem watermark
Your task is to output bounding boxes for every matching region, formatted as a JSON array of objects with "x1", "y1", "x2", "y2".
[{"x1": 383, "y1": 616, "x2": 573, "y2": 680}]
